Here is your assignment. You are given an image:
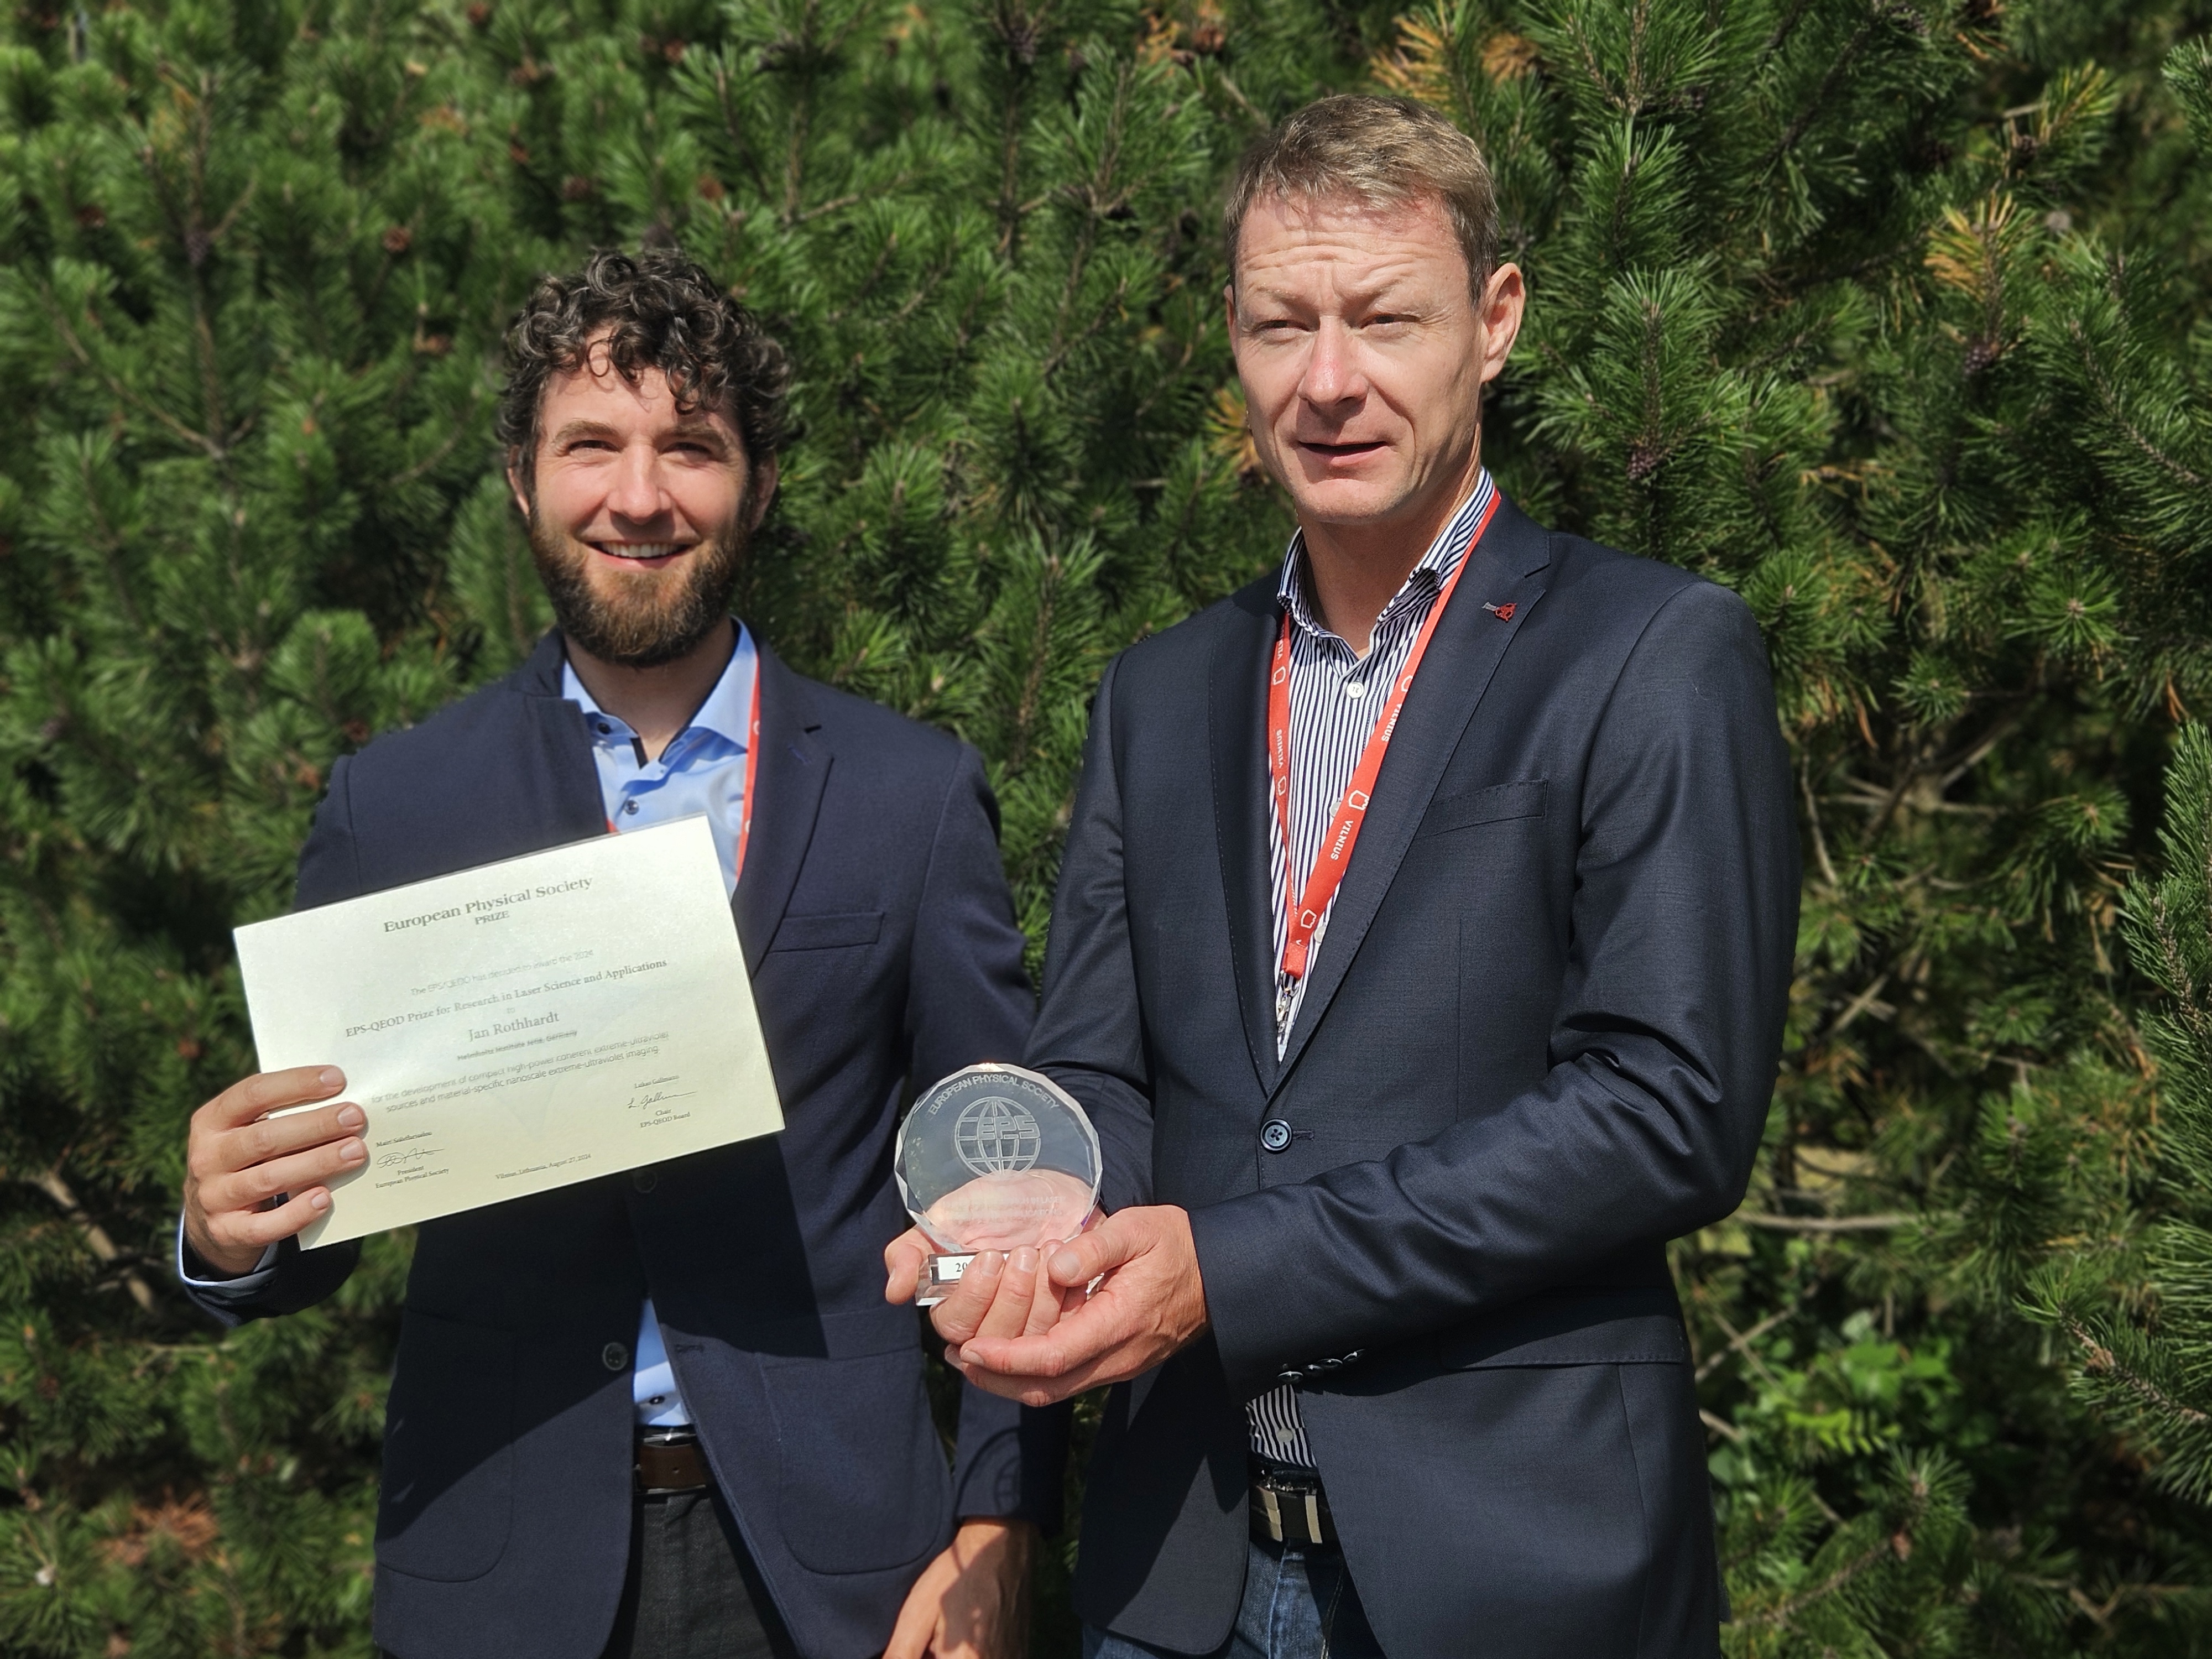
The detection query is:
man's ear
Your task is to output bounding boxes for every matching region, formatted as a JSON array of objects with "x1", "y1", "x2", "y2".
[
  {"x1": 505, "y1": 449, "x2": 533, "y2": 520},
  {"x1": 1478, "y1": 263, "x2": 1526, "y2": 386},
  {"x1": 745, "y1": 455, "x2": 781, "y2": 534}
]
